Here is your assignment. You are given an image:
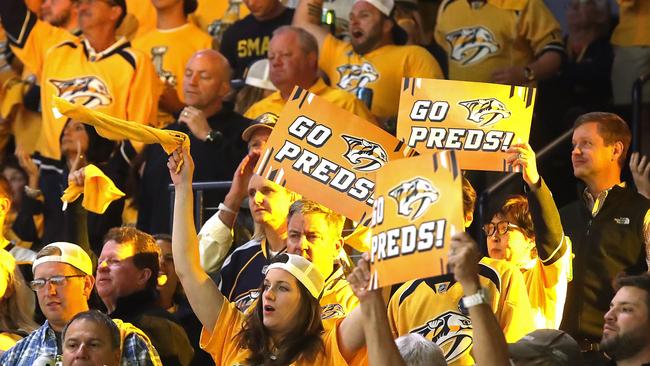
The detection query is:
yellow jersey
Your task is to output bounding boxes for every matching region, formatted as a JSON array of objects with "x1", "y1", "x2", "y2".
[
  {"x1": 125, "y1": 0, "x2": 157, "y2": 39},
  {"x1": 200, "y1": 299, "x2": 363, "y2": 365},
  {"x1": 611, "y1": 0, "x2": 650, "y2": 46},
  {"x1": 10, "y1": 13, "x2": 158, "y2": 159},
  {"x1": 434, "y1": 0, "x2": 564, "y2": 82},
  {"x1": 244, "y1": 78, "x2": 376, "y2": 124},
  {"x1": 388, "y1": 257, "x2": 535, "y2": 365},
  {"x1": 132, "y1": 22, "x2": 212, "y2": 125},
  {"x1": 319, "y1": 35, "x2": 443, "y2": 120},
  {"x1": 189, "y1": 0, "x2": 250, "y2": 33},
  {"x1": 523, "y1": 236, "x2": 572, "y2": 329},
  {"x1": 320, "y1": 266, "x2": 360, "y2": 330}
]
